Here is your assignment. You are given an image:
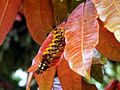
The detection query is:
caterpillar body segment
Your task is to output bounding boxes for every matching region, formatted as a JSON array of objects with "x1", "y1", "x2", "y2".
[{"x1": 35, "y1": 28, "x2": 65, "y2": 74}]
